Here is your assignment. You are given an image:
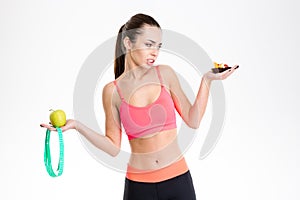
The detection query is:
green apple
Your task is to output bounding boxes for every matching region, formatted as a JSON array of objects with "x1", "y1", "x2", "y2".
[{"x1": 49, "y1": 109, "x2": 66, "y2": 127}]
